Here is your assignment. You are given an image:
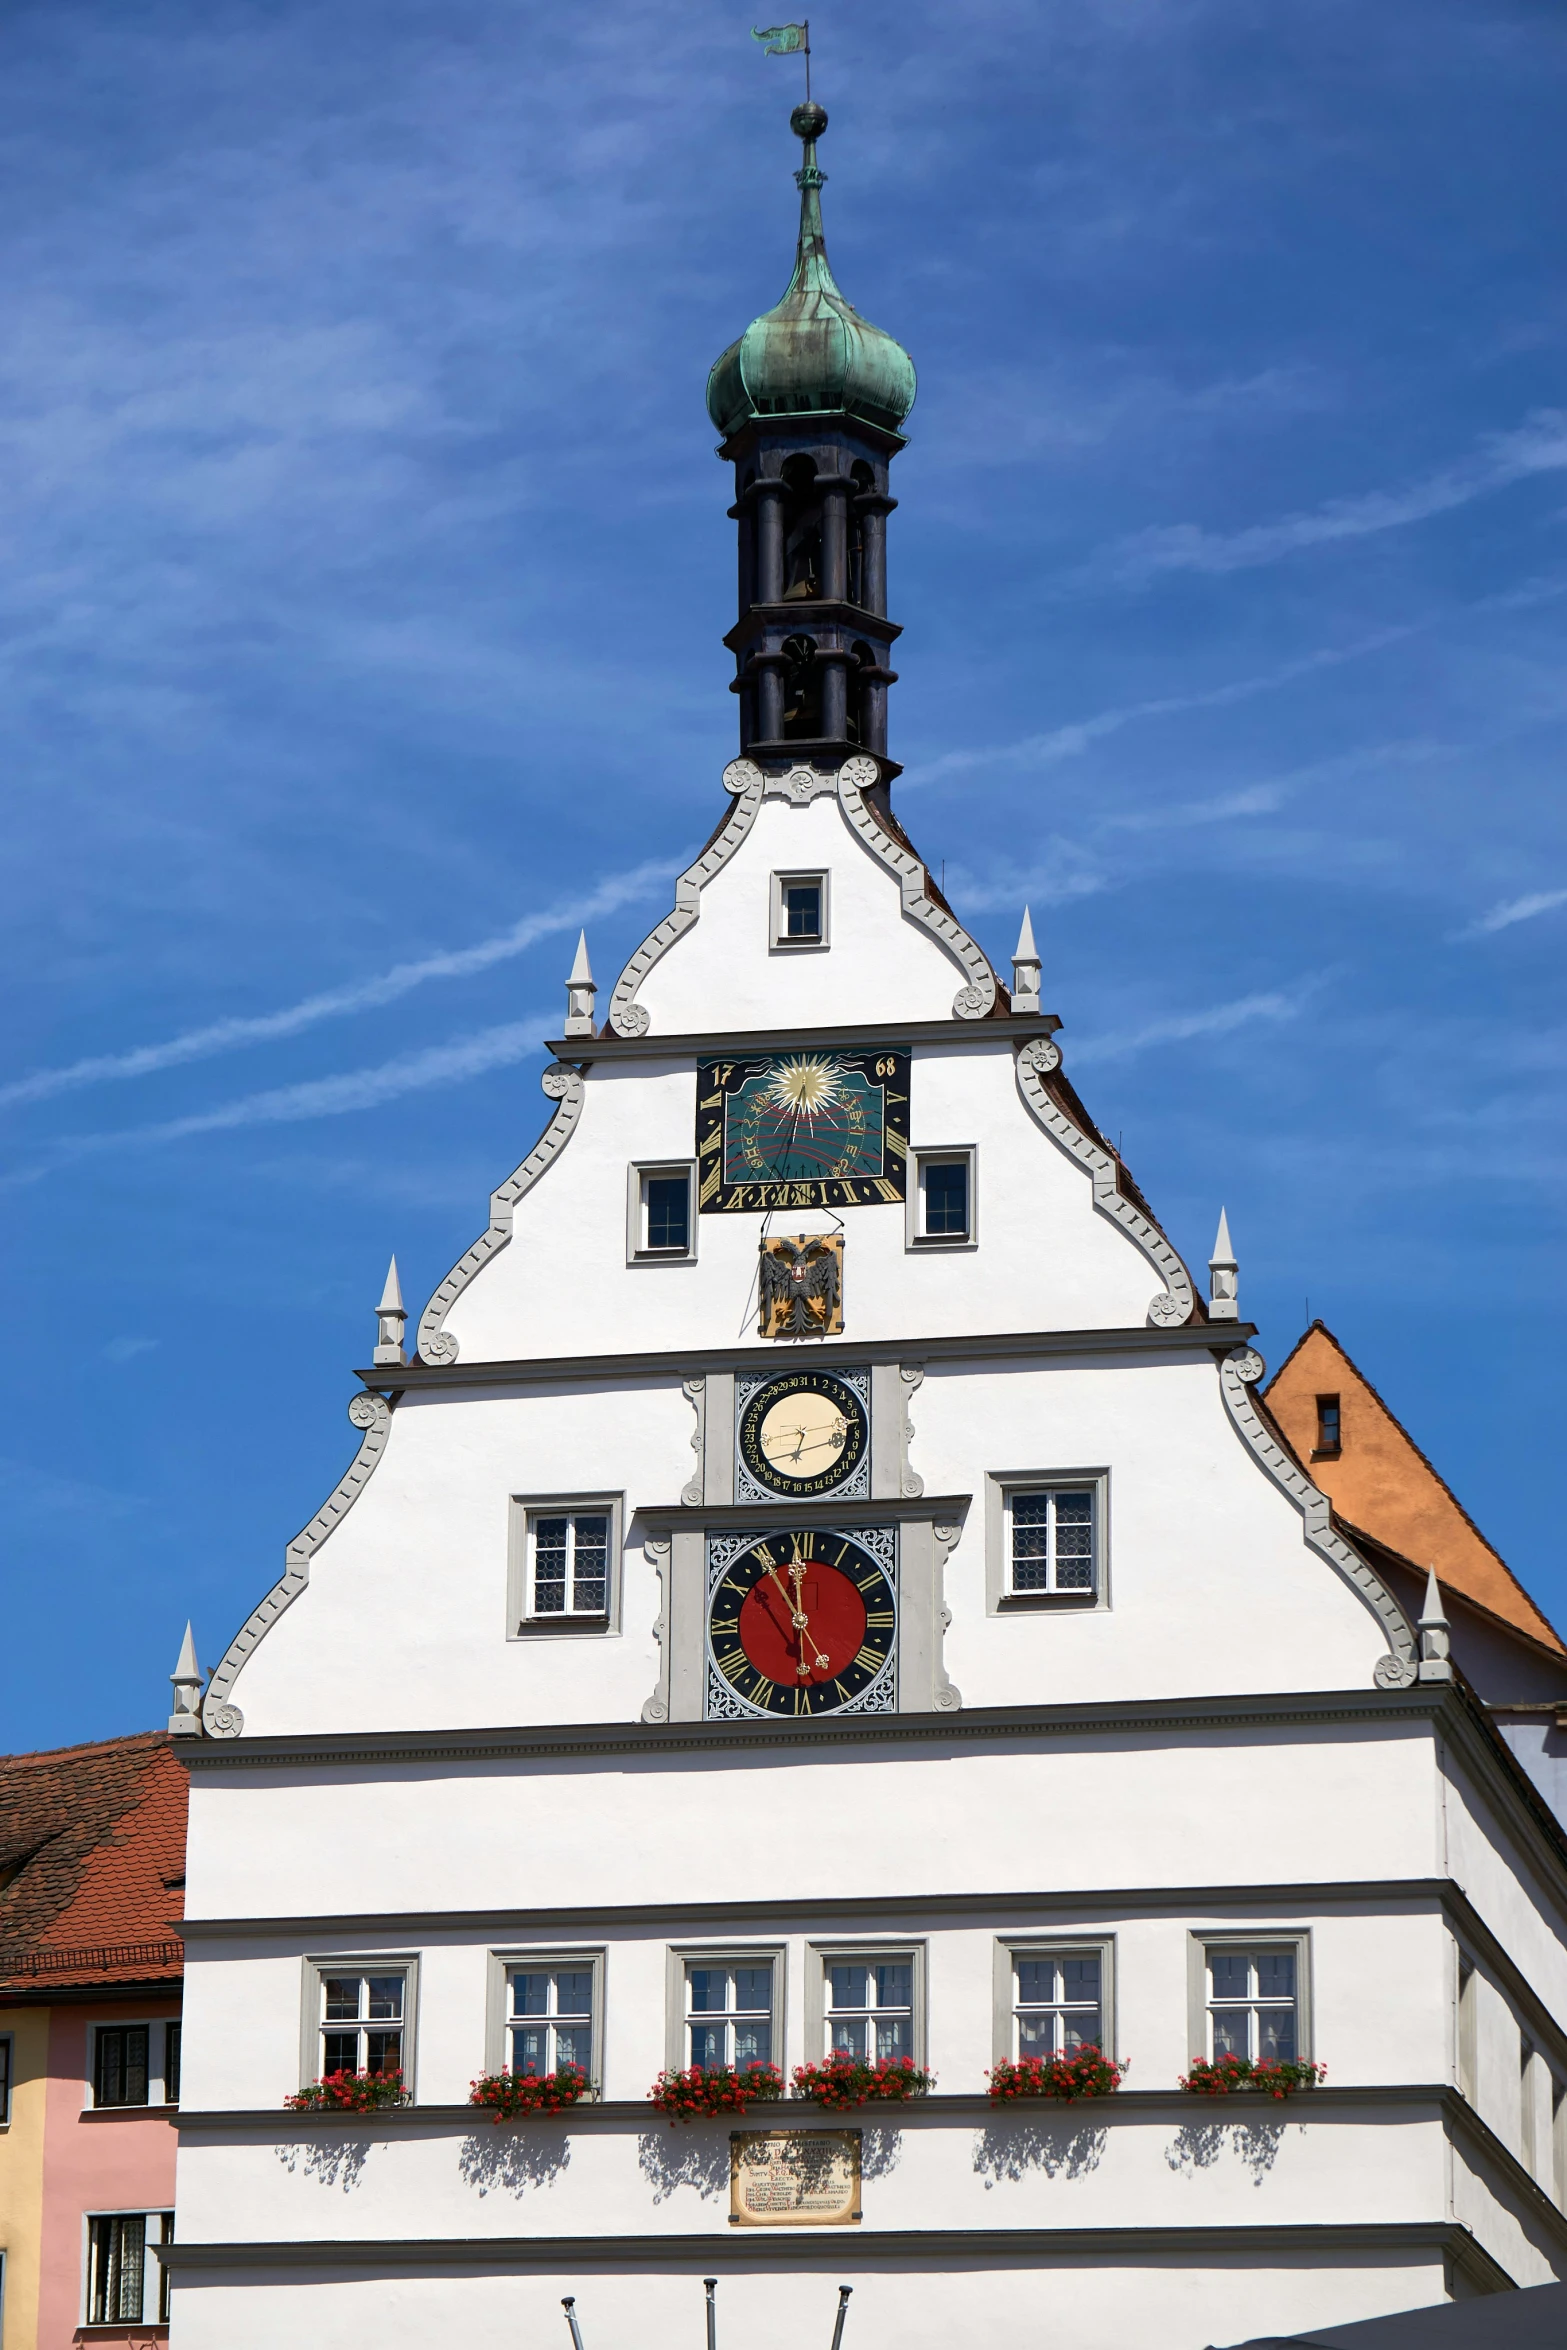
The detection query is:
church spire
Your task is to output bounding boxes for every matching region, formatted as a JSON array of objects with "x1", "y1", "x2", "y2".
[{"x1": 707, "y1": 100, "x2": 916, "y2": 779}]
